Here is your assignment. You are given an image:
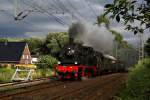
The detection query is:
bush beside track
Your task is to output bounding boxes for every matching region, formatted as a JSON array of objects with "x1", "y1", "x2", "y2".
[{"x1": 116, "y1": 58, "x2": 150, "y2": 100}]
